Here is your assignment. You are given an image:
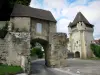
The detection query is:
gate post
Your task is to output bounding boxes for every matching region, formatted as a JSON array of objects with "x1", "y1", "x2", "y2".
[{"x1": 48, "y1": 33, "x2": 68, "y2": 67}]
